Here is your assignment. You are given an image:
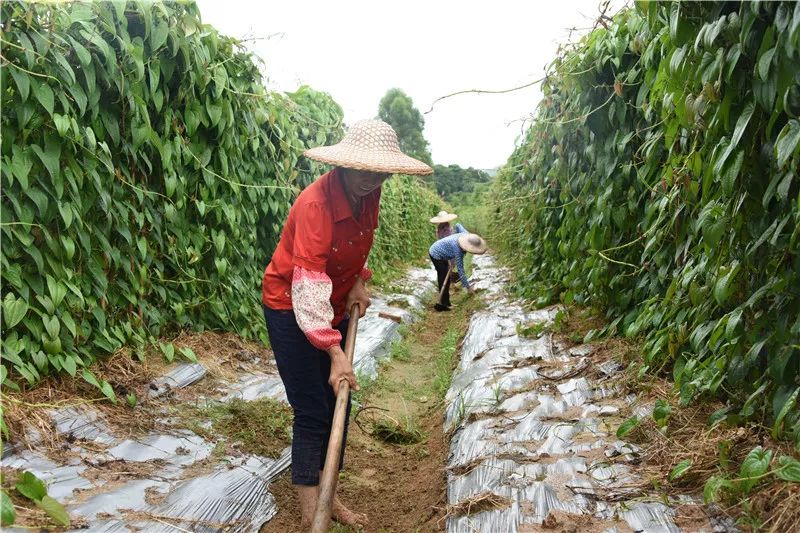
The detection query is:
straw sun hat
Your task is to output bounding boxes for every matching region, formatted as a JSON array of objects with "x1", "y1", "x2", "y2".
[
  {"x1": 458, "y1": 233, "x2": 488, "y2": 254},
  {"x1": 304, "y1": 119, "x2": 433, "y2": 176},
  {"x1": 430, "y1": 210, "x2": 458, "y2": 224}
]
